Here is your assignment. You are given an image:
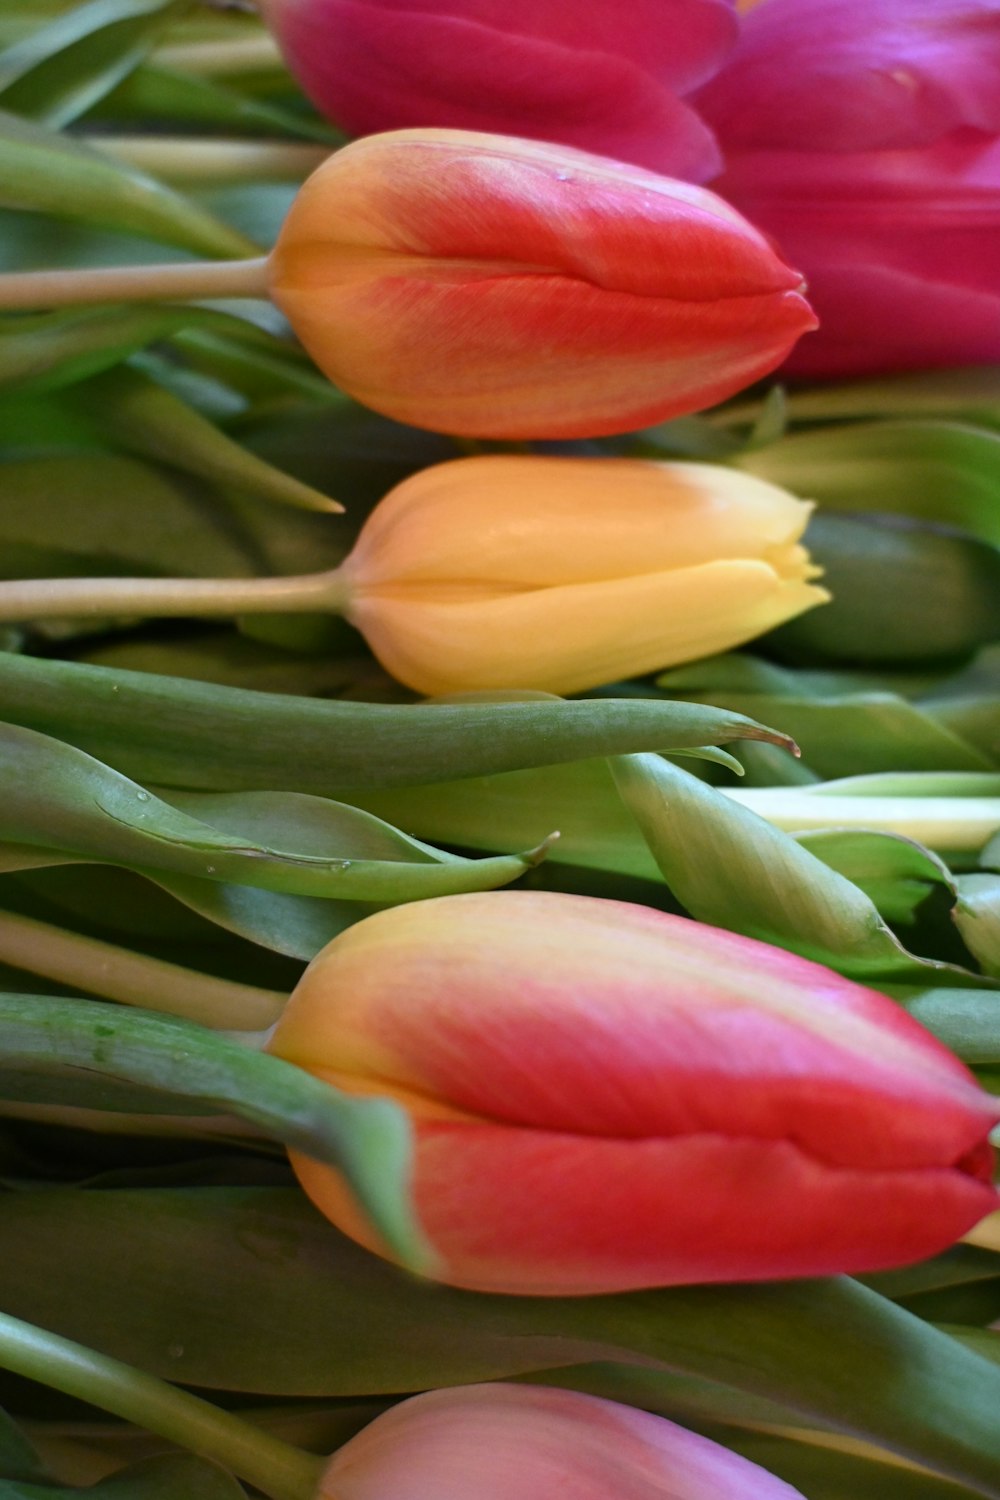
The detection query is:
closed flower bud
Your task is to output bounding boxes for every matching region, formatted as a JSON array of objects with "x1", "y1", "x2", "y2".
[
  {"x1": 317, "y1": 1384, "x2": 804, "y2": 1500},
  {"x1": 267, "y1": 128, "x2": 817, "y2": 438},
  {"x1": 268, "y1": 890, "x2": 1000, "y2": 1297},
  {"x1": 334, "y1": 453, "x2": 827, "y2": 695}
]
